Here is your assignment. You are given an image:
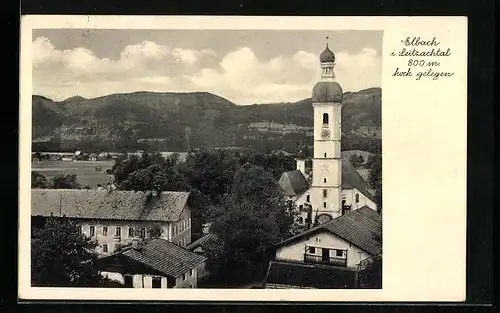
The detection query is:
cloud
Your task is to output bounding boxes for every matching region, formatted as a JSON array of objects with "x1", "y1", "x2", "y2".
[{"x1": 32, "y1": 37, "x2": 380, "y2": 104}]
